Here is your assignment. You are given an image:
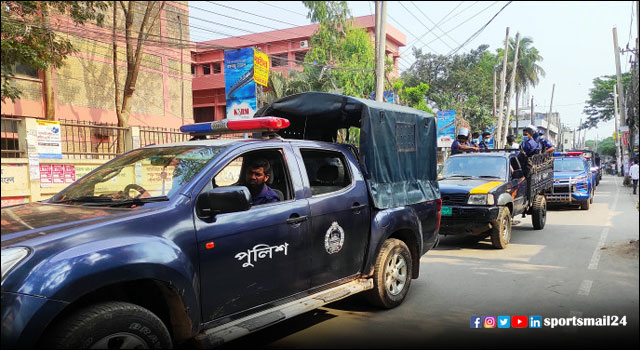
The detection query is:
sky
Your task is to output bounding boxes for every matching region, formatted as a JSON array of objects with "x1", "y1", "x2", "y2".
[{"x1": 188, "y1": 1, "x2": 638, "y2": 141}]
